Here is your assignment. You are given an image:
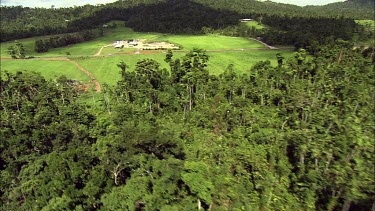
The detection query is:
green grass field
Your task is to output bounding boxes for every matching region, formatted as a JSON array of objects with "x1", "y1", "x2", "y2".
[
  {"x1": 75, "y1": 49, "x2": 294, "y2": 85},
  {"x1": 356, "y1": 20, "x2": 375, "y2": 29},
  {"x1": 244, "y1": 21, "x2": 266, "y2": 30},
  {"x1": 207, "y1": 50, "x2": 293, "y2": 74},
  {"x1": 149, "y1": 34, "x2": 264, "y2": 50},
  {"x1": 1, "y1": 20, "x2": 294, "y2": 86},
  {"x1": 354, "y1": 20, "x2": 375, "y2": 46},
  {"x1": 75, "y1": 53, "x2": 176, "y2": 86},
  {"x1": 1, "y1": 59, "x2": 90, "y2": 82}
]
